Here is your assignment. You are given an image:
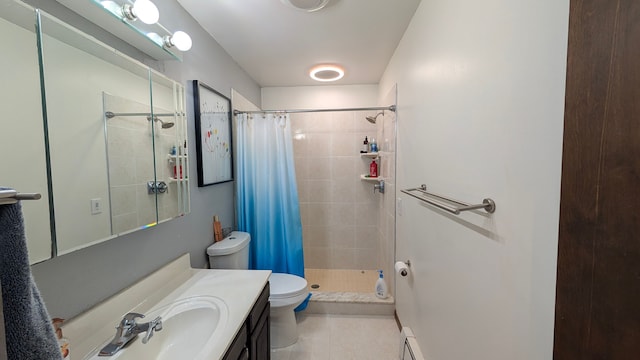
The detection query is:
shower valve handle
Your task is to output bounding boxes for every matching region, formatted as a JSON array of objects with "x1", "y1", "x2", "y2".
[{"x1": 374, "y1": 180, "x2": 385, "y2": 194}]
